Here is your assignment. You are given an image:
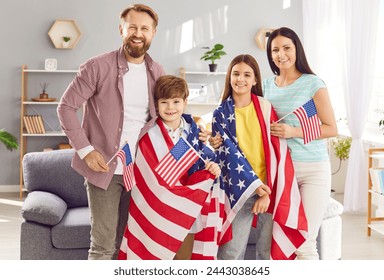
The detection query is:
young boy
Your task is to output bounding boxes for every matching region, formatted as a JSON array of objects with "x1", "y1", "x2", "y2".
[{"x1": 118, "y1": 75, "x2": 221, "y2": 260}]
